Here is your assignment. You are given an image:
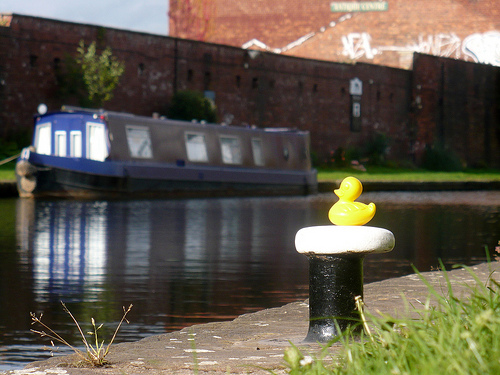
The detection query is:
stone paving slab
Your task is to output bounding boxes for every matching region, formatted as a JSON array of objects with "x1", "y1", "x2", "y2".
[{"x1": 4, "y1": 261, "x2": 498, "y2": 375}]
